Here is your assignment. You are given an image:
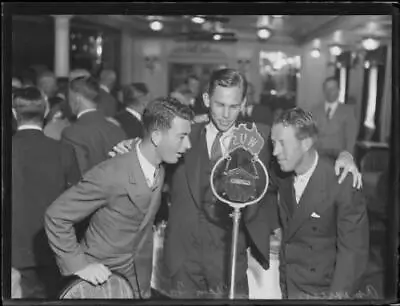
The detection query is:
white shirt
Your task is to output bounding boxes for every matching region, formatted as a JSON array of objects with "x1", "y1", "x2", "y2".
[
  {"x1": 293, "y1": 152, "x2": 319, "y2": 203},
  {"x1": 325, "y1": 100, "x2": 340, "y2": 119},
  {"x1": 17, "y1": 124, "x2": 42, "y2": 131},
  {"x1": 136, "y1": 140, "x2": 158, "y2": 187},
  {"x1": 100, "y1": 84, "x2": 110, "y2": 94},
  {"x1": 205, "y1": 122, "x2": 235, "y2": 158},
  {"x1": 125, "y1": 107, "x2": 142, "y2": 122},
  {"x1": 77, "y1": 108, "x2": 97, "y2": 119}
]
